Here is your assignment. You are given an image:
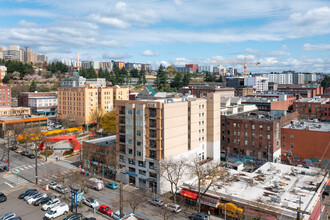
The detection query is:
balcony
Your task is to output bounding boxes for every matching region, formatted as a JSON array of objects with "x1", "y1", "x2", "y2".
[
  {"x1": 149, "y1": 119, "x2": 157, "y2": 128},
  {"x1": 149, "y1": 150, "x2": 157, "y2": 159},
  {"x1": 119, "y1": 135, "x2": 125, "y2": 143},
  {"x1": 149, "y1": 131, "x2": 157, "y2": 139},
  {"x1": 149, "y1": 140, "x2": 157, "y2": 149},
  {"x1": 119, "y1": 126, "x2": 125, "y2": 134}
]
